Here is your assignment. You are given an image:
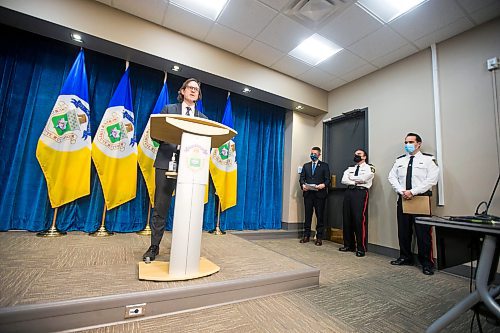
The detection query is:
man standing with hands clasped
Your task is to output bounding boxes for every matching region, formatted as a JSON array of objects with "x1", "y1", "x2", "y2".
[
  {"x1": 388, "y1": 133, "x2": 439, "y2": 275},
  {"x1": 299, "y1": 147, "x2": 330, "y2": 246},
  {"x1": 340, "y1": 149, "x2": 374, "y2": 257}
]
